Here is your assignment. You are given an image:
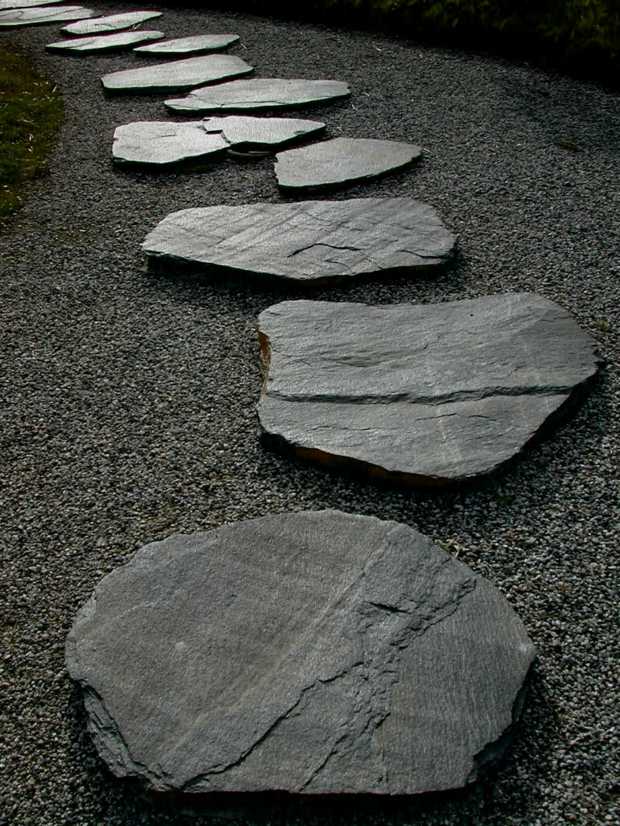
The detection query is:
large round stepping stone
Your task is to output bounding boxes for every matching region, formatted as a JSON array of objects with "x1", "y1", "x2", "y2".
[
  {"x1": 203, "y1": 115, "x2": 326, "y2": 150},
  {"x1": 61, "y1": 9, "x2": 162, "y2": 35},
  {"x1": 46, "y1": 30, "x2": 164, "y2": 54},
  {"x1": 258, "y1": 295, "x2": 601, "y2": 484},
  {"x1": 134, "y1": 33, "x2": 240, "y2": 56},
  {"x1": 113, "y1": 121, "x2": 229, "y2": 167},
  {"x1": 102, "y1": 54, "x2": 253, "y2": 94},
  {"x1": 66, "y1": 510, "x2": 536, "y2": 795},
  {"x1": 165, "y1": 77, "x2": 351, "y2": 113},
  {"x1": 142, "y1": 197, "x2": 456, "y2": 284},
  {"x1": 0, "y1": 0, "x2": 64, "y2": 10},
  {"x1": 0, "y1": 5, "x2": 92, "y2": 26},
  {"x1": 276, "y1": 137, "x2": 421, "y2": 191}
]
